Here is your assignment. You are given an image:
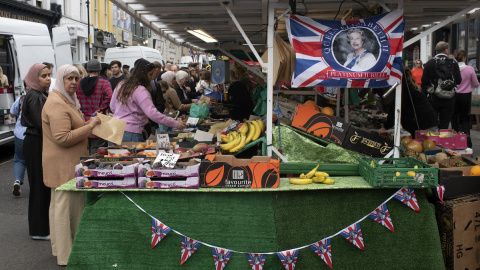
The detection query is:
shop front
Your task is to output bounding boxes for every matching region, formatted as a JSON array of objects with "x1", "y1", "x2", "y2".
[
  {"x1": 92, "y1": 28, "x2": 116, "y2": 62},
  {"x1": 0, "y1": 0, "x2": 60, "y2": 32},
  {"x1": 61, "y1": 18, "x2": 90, "y2": 63}
]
